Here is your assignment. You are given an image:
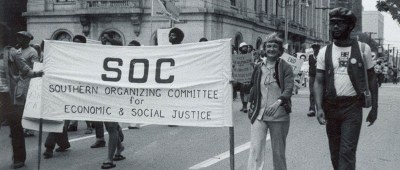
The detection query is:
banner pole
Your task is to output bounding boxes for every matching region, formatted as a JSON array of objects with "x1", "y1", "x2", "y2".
[
  {"x1": 37, "y1": 118, "x2": 43, "y2": 170},
  {"x1": 229, "y1": 127, "x2": 234, "y2": 170}
]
